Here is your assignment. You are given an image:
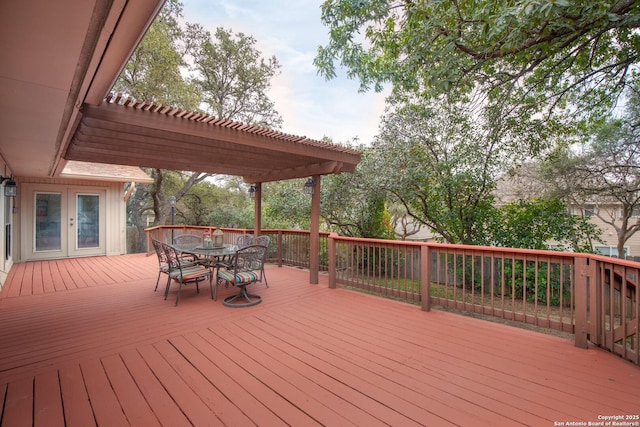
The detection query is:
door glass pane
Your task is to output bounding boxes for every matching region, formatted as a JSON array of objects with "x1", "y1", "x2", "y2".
[
  {"x1": 35, "y1": 193, "x2": 61, "y2": 251},
  {"x1": 5, "y1": 196, "x2": 11, "y2": 259},
  {"x1": 77, "y1": 195, "x2": 99, "y2": 249}
]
